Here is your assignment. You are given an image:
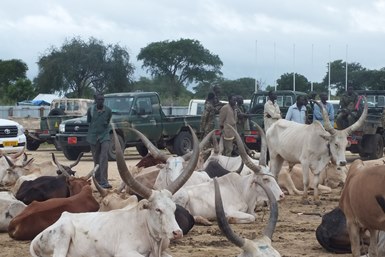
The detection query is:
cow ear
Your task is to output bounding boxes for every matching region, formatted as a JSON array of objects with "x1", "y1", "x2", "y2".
[
  {"x1": 319, "y1": 134, "x2": 331, "y2": 142},
  {"x1": 138, "y1": 199, "x2": 150, "y2": 210}
]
